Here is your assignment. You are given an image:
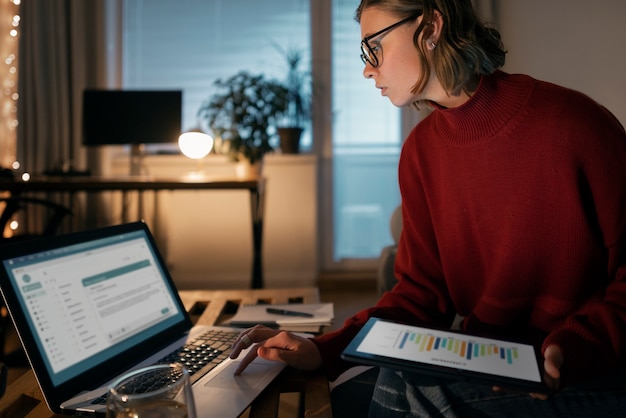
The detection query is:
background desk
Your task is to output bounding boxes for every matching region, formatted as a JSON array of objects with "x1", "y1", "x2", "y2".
[
  {"x1": 0, "y1": 176, "x2": 266, "y2": 289},
  {"x1": 0, "y1": 287, "x2": 332, "y2": 418}
]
